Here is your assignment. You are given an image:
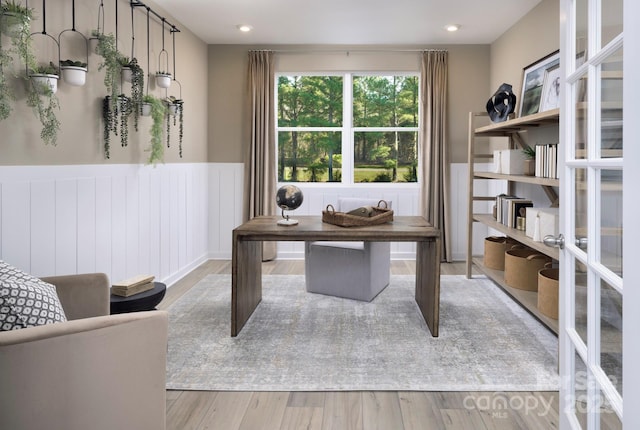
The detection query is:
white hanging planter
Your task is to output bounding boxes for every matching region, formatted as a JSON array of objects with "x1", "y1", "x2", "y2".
[
  {"x1": 167, "y1": 103, "x2": 178, "y2": 116},
  {"x1": 141, "y1": 102, "x2": 152, "y2": 117},
  {"x1": 60, "y1": 66, "x2": 87, "y2": 87},
  {"x1": 0, "y1": 12, "x2": 29, "y2": 37},
  {"x1": 30, "y1": 73, "x2": 59, "y2": 94},
  {"x1": 121, "y1": 66, "x2": 133, "y2": 83},
  {"x1": 155, "y1": 73, "x2": 171, "y2": 89}
]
